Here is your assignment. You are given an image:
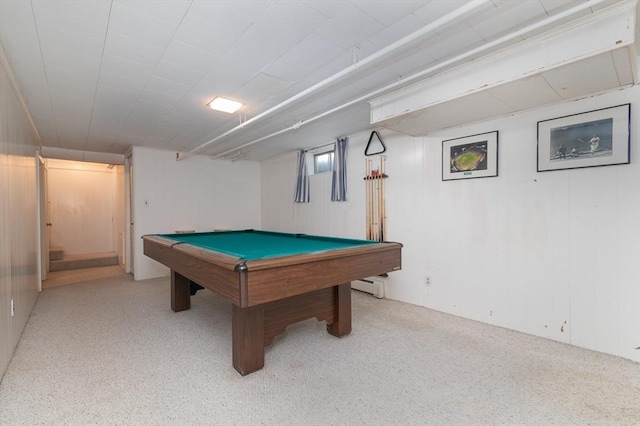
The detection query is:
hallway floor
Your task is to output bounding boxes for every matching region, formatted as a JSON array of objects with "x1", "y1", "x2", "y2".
[{"x1": 42, "y1": 265, "x2": 126, "y2": 288}]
